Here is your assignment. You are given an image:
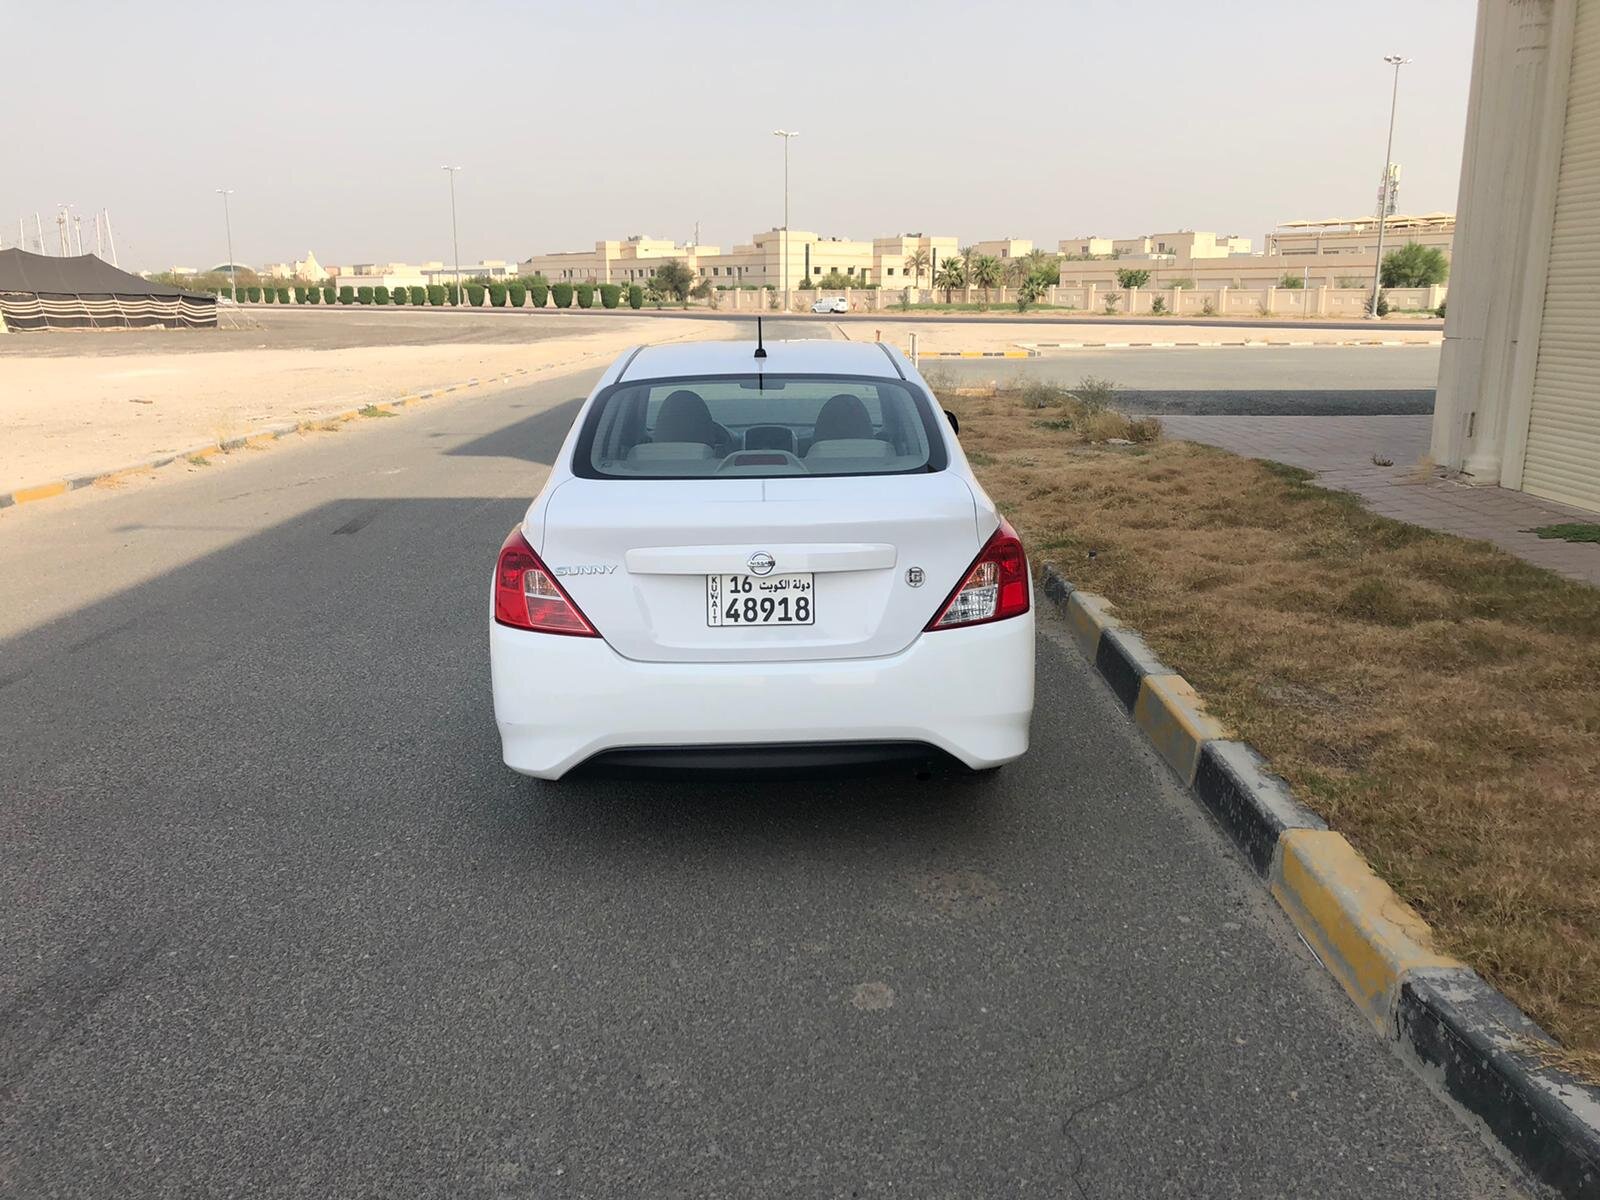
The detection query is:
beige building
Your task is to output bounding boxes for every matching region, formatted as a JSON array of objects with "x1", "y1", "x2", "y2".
[
  {"x1": 261, "y1": 251, "x2": 326, "y2": 281},
  {"x1": 1269, "y1": 215, "x2": 1454, "y2": 259},
  {"x1": 1063, "y1": 230, "x2": 1252, "y2": 260},
  {"x1": 872, "y1": 234, "x2": 959, "y2": 287},
  {"x1": 1062, "y1": 236, "x2": 1114, "y2": 258},
  {"x1": 969, "y1": 238, "x2": 1032, "y2": 260},
  {"x1": 520, "y1": 237, "x2": 715, "y2": 285},
  {"x1": 1432, "y1": 0, "x2": 1600, "y2": 514},
  {"x1": 524, "y1": 229, "x2": 960, "y2": 291}
]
